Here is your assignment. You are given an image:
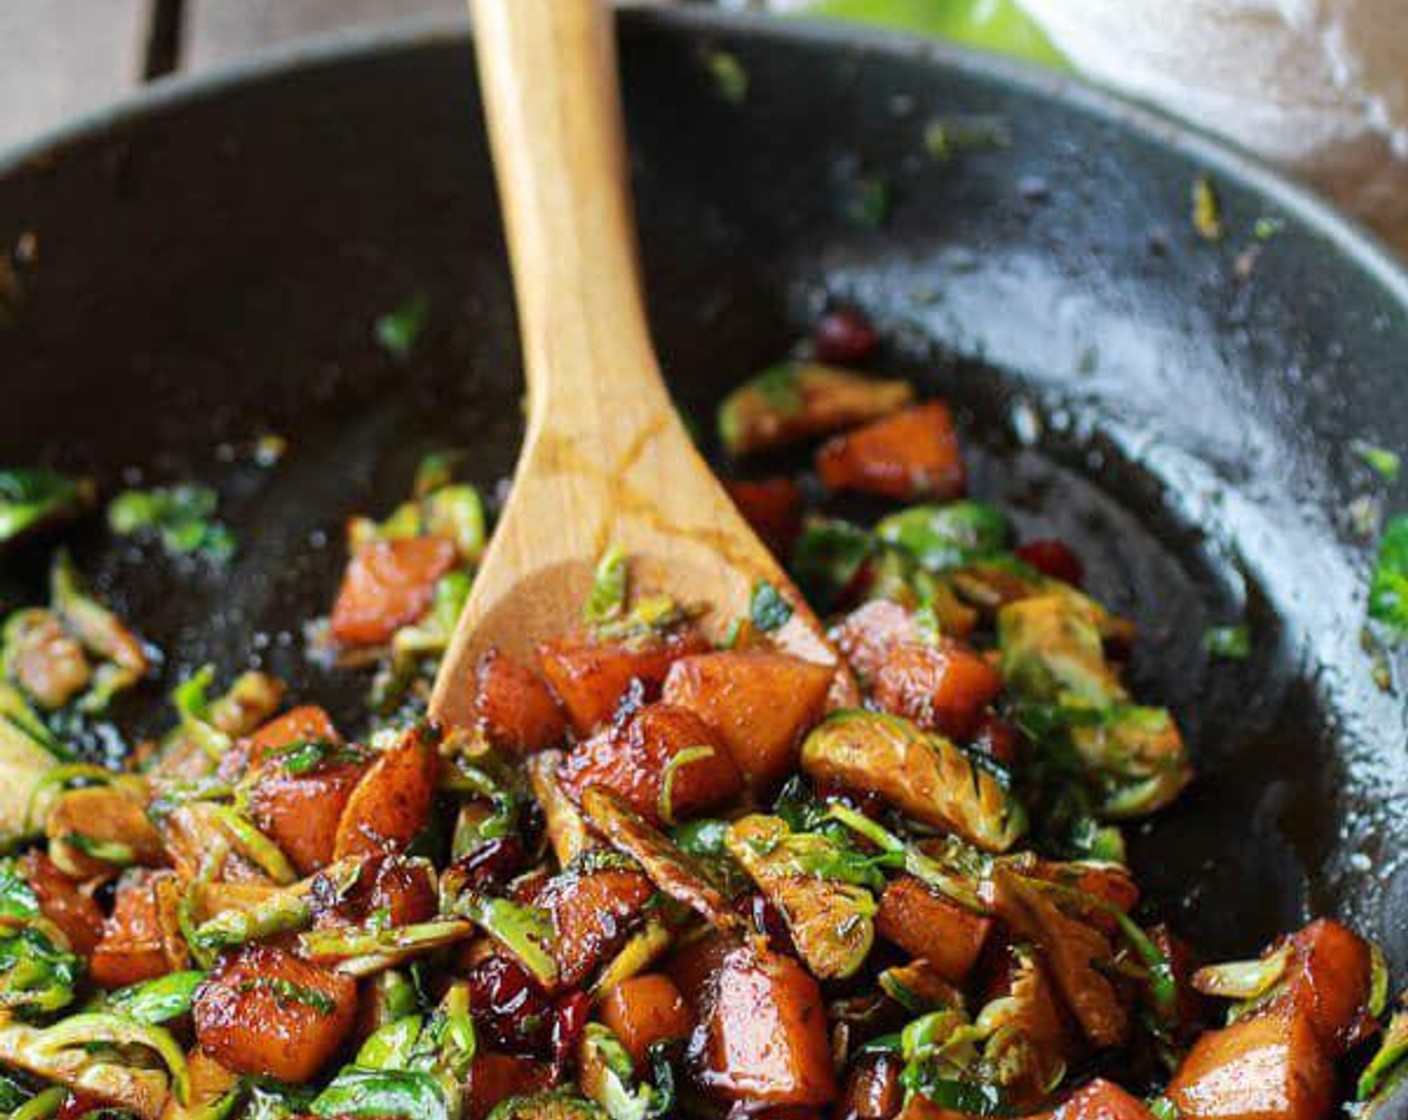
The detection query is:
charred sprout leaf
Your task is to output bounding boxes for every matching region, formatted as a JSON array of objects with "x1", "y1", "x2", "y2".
[
  {"x1": 592, "y1": 919, "x2": 673, "y2": 997},
  {"x1": 725, "y1": 814, "x2": 878, "y2": 979},
  {"x1": 997, "y1": 595, "x2": 1126, "y2": 707},
  {"x1": 828, "y1": 804, "x2": 985, "y2": 913},
  {"x1": 717, "y1": 362, "x2": 913, "y2": 458},
  {"x1": 450, "y1": 893, "x2": 558, "y2": 988},
  {"x1": 898, "y1": 1008, "x2": 991, "y2": 1112},
  {"x1": 0, "y1": 1021, "x2": 171, "y2": 1119},
  {"x1": 191, "y1": 885, "x2": 313, "y2": 953},
  {"x1": 702, "y1": 48, "x2": 748, "y2": 104},
  {"x1": 0, "y1": 856, "x2": 40, "y2": 918},
  {"x1": 791, "y1": 518, "x2": 875, "y2": 611},
  {"x1": 1065, "y1": 705, "x2": 1192, "y2": 819},
  {"x1": 487, "y1": 1091, "x2": 607, "y2": 1120},
  {"x1": 528, "y1": 751, "x2": 593, "y2": 866},
  {"x1": 1370, "y1": 516, "x2": 1408, "y2": 640},
  {"x1": 1359, "y1": 1002, "x2": 1408, "y2": 1101},
  {"x1": 584, "y1": 546, "x2": 629, "y2": 627},
  {"x1": 1203, "y1": 625, "x2": 1251, "y2": 660},
  {"x1": 1191, "y1": 943, "x2": 1292, "y2": 1002},
  {"x1": 301, "y1": 919, "x2": 475, "y2": 971},
  {"x1": 312, "y1": 1067, "x2": 448, "y2": 1120},
  {"x1": 206, "y1": 805, "x2": 297, "y2": 884},
  {"x1": 802, "y1": 710, "x2": 1027, "y2": 852},
  {"x1": 879, "y1": 960, "x2": 964, "y2": 1014},
  {"x1": 375, "y1": 295, "x2": 430, "y2": 362},
  {"x1": 0, "y1": 469, "x2": 95, "y2": 545},
  {"x1": 0, "y1": 710, "x2": 64, "y2": 845},
  {"x1": 1352, "y1": 440, "x2": 1401, "y2": 483},
  {"x1": 30, "y1": 1012, "x2": 191, "y2": 1105},
  {"x1": 108, "y1": 485, "x2": 235, "y2": 562},
  {"x1": 0, "y1": 924, "x2": 81, "y2": 1013},
  {"x1": 581, "y1": 1025, "x2": 673, "y2": 1120},
  {"x1": 106, "y1": 971, "x2": 205, "y2": 1024},
  {"x1": 1191, "y1": 175, "x2": 1223, "y2": 243},
  {"x1": 581, "y1": 787, "x2": 741, "y2": 931},
  {"x1": 50, "y1": 552, "x2": 150, "y2": 713},
  {"x1": 973, "y1": 948, "x2": 1070, "y2": 1109},
  {"x1": 877, "y1": 502, "x2": 1008, "y2": 572},
  {"x1": 0, "y1": 1075, "x2": 41, "y2": 1114},
  {"x1": 749, "y1": 580, "x2": 793, "y2": 633}
]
